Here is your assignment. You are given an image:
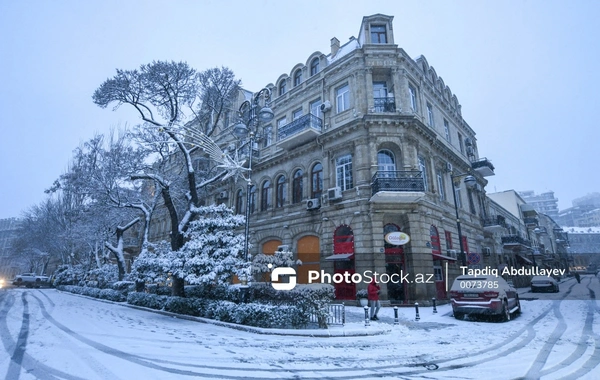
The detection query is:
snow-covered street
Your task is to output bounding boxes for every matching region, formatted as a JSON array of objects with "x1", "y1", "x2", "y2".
[{"x1": 1, "y1": 275, "x2": 599, "y2": 379}]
